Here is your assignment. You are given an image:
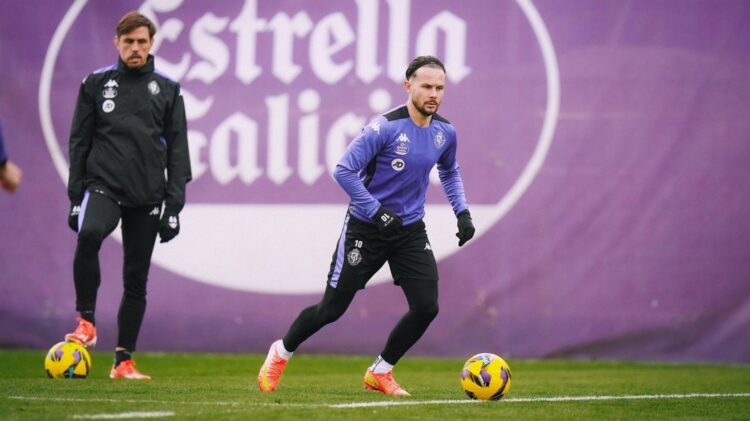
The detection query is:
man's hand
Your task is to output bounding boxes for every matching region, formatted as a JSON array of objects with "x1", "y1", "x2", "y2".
[
  {"x1": 0, "y1": 160, "x2": 22, "y2": 192},
  {"x1": 159, "y1": 209, "x2": 180, "y2": 243},
  {"x1": 456, "y1": 209, "x2": 475, "y2": 247},
  {"x1": 374, "y1": 206, "x2": 402, "y2": 234},
  {"x1": 68, "y1": 202, "x2": 82, "y2": 233}
]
